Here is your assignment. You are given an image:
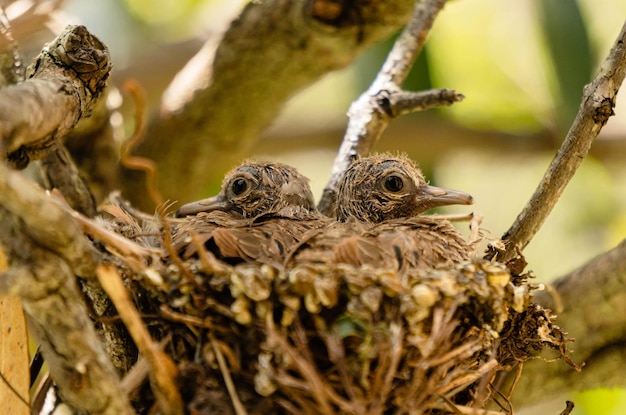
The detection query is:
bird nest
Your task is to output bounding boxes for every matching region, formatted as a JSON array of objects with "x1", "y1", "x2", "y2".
[{"x1": 109, "y1": 238, "x2": 573, "y2": 414}]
